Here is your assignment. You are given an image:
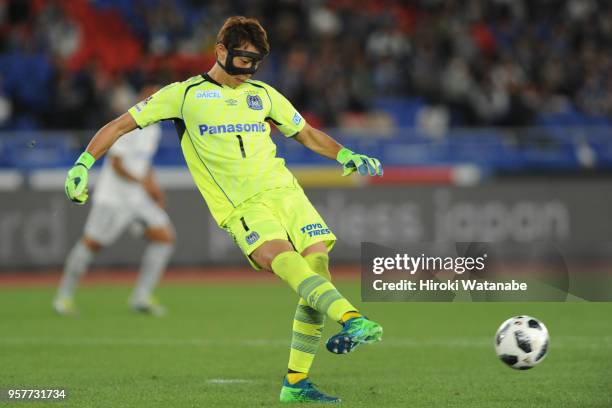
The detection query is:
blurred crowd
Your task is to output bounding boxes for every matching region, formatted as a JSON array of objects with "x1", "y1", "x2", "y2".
[{"x1": 0, "y1": 0, "x2": 611, "y2": 131}]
